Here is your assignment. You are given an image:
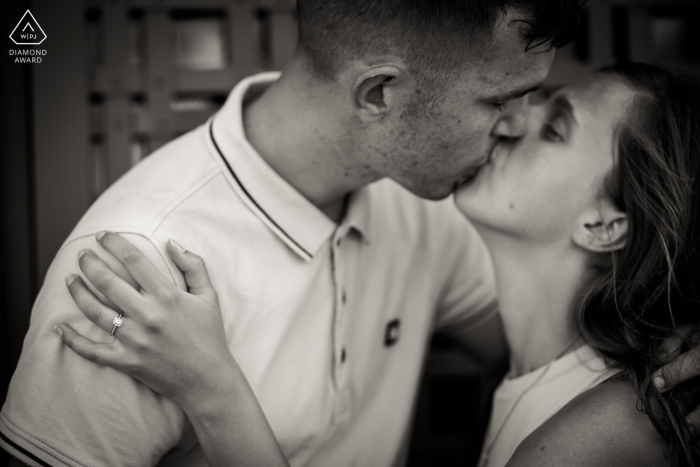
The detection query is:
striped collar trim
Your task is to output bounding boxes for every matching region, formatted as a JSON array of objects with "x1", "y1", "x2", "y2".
[{"x1": 207, "y1": 72, "x2": 337, "y2": 261}]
